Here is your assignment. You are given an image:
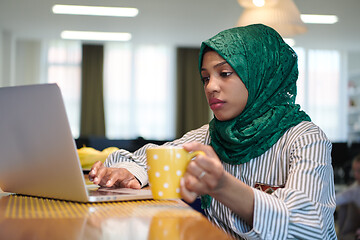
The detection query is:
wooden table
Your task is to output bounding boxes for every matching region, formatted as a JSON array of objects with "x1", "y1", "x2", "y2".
[{"x1": 0, "y1": 193, "x2": 233, "y2": 240}]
